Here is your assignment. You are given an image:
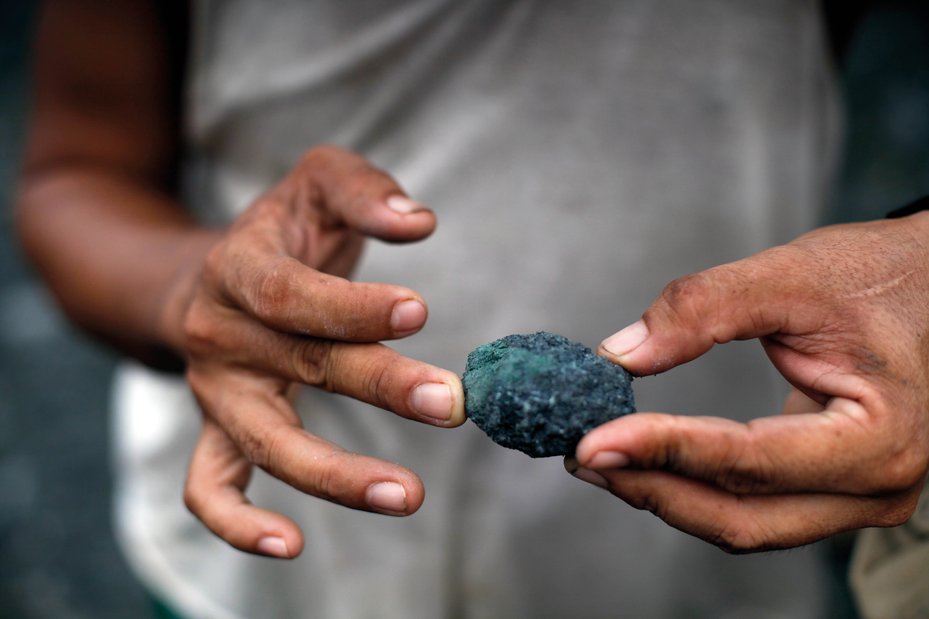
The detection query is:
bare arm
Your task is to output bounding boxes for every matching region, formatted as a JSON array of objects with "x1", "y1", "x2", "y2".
[
  {"x1": 17, "y1": 0, "x2": 208, "y2": 370},
  {"x1": 18, "y1": 0, "x2": 465, "y2": 559}
]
